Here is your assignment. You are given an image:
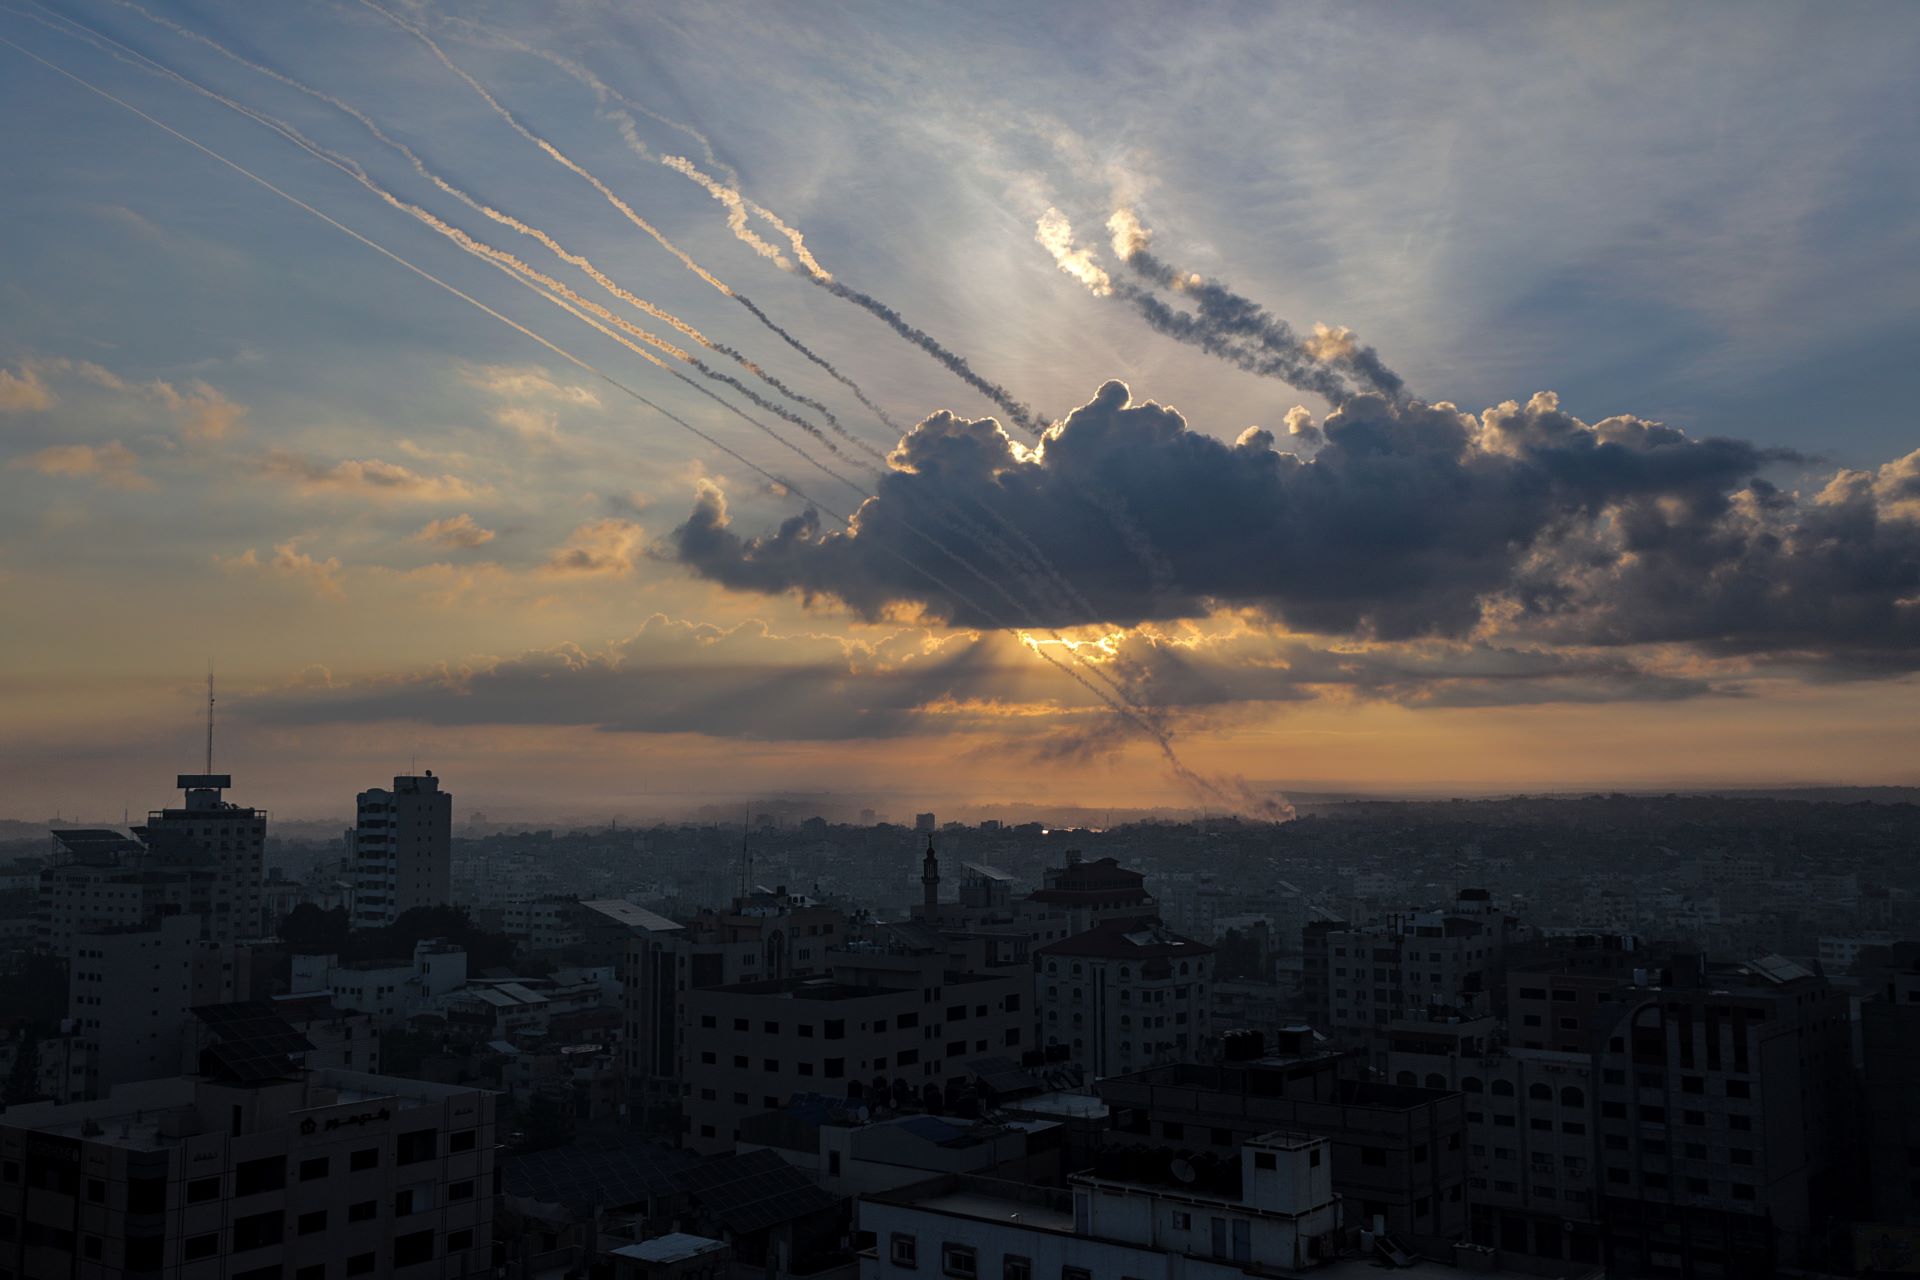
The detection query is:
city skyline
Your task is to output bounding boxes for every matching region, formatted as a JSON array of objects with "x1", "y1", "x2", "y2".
[{"x1": 5, "y1": 2, "x2": 1919, "y2": 819}]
